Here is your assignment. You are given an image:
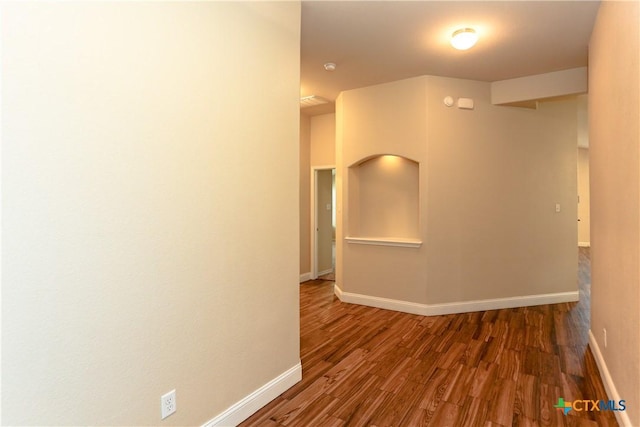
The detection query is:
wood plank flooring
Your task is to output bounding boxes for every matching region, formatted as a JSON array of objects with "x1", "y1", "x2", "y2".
[{"x1": 241, "y1": 248, "x2": 618, "y2": 426}]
